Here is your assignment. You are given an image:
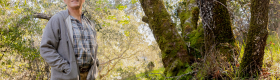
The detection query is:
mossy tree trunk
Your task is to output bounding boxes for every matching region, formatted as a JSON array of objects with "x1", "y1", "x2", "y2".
[
  {"x1": 140, "y1": 0, "x2": 194, "y2": 76},
  {"x1": 268, "y1": 0, "x2": 280, "y2": 32},
  {"x1": 200, "y1": 0, "x2": 214, "y2": 55},
  {"x1": 239, "y1": 0, "x2": 270, "y2": 77},
  {"x1": 176, "y1": 1, "x2": 203, "y2": 58},
  {"x1": 200, "y1": 0, "x2": 236, "y2": 61}
]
